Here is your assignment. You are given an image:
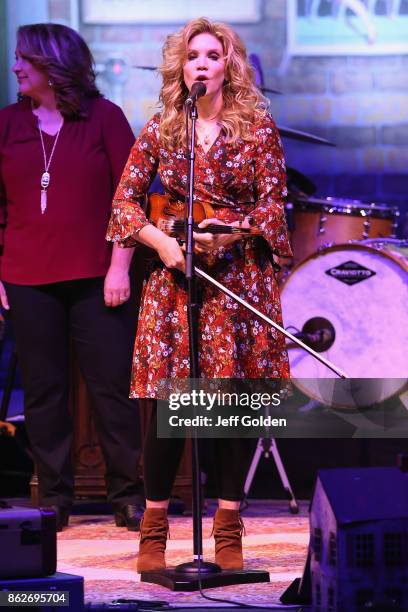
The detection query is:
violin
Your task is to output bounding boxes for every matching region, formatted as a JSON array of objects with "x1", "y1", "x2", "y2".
[
  {"x1": 145, "y1": 193, "x2": 262, "y2": 239},
  {"x1": 140, "y1": 195, "x2": 346, "y2": 377}
]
